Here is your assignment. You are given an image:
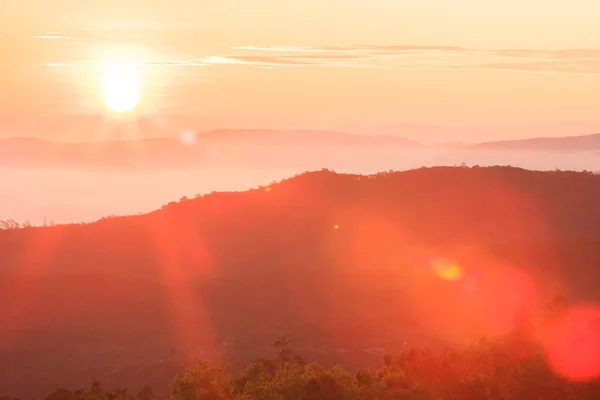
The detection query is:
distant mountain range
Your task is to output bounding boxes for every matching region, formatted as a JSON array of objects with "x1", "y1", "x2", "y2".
[
  {"x1": 1, "y1": 129, "x2": 599, "y2": 171},
  {"x1": 471, "y1": 133, "x2": 600, "y2": 152},
  {"x1": 433, "y1": 133, "x2": 600, "y2": 171},
  {"x1": 0, "y1": 129, "x2": 424, "y2": 171}
]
